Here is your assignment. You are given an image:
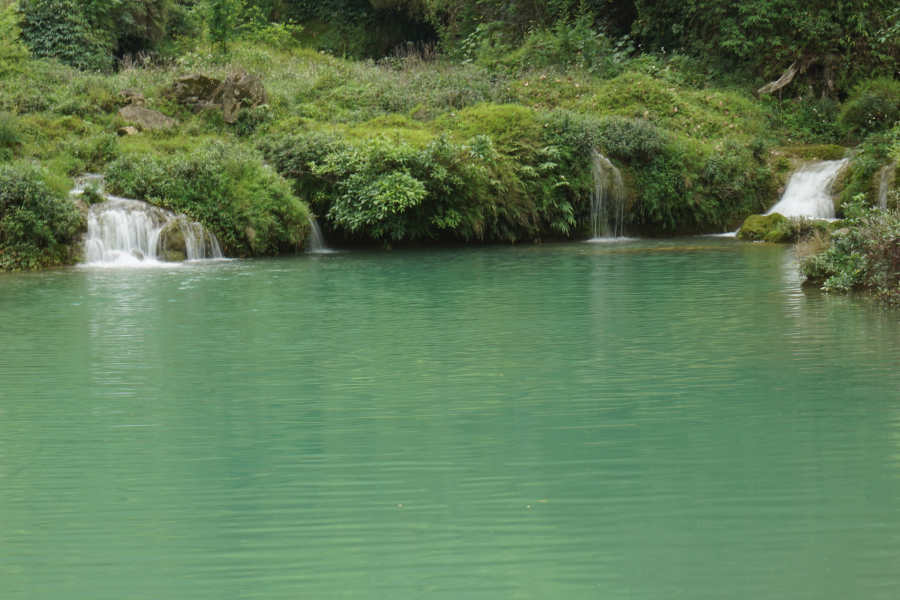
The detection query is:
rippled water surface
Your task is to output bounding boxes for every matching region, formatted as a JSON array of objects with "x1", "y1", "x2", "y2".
[{"x1": 2, "y1": 239, "x2": 900, "y2": 599}]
